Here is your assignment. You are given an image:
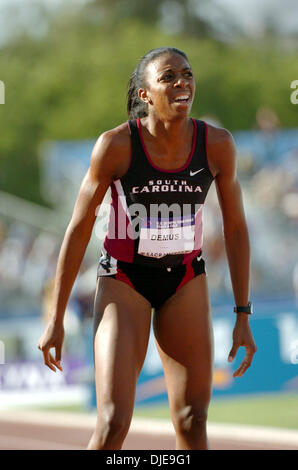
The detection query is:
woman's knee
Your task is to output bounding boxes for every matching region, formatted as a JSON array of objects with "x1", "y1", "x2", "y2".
[
  {"x1": 91, "y1": 406, "x2": 132, "y2": 449},
  {"x1": 173, "y1": 404, "x2": 209, "y2": 436}
]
